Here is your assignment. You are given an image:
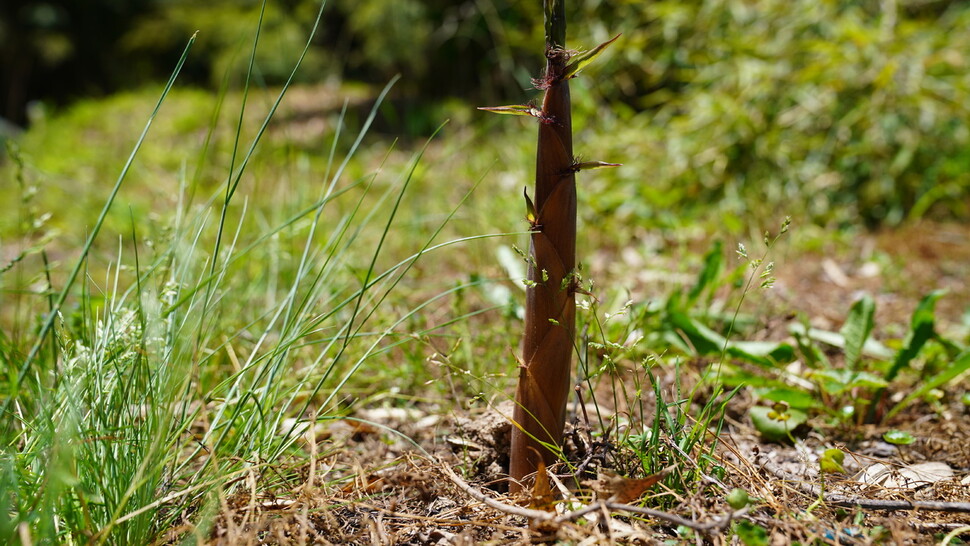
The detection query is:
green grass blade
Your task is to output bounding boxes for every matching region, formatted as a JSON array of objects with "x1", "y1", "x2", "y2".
[{"x1": 3, "y1": 33, "x2": 197, "y2": 422}]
